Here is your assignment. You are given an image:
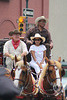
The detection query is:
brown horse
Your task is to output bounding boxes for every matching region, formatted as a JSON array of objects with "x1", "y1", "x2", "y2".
[
  {"x1": 38, "y1": 57, "x2": 65, "y2": 100},
  {"x1": 13, "y1": 56, "x2": 38, "y2": 100}
]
